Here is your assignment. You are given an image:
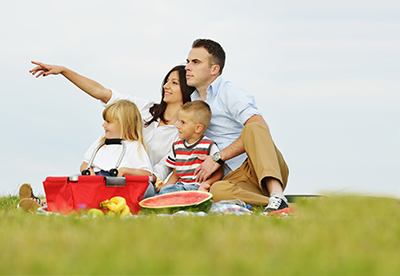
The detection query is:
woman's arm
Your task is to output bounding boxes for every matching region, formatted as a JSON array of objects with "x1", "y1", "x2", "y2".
[
  {"x1": 117, "y1": 167, "x2": 152, "y2": 177},
  {"x1": 29, "y1": 61, "x2": 112, "y2": 103},
  {"x1": 153, "y1": 160, "x2": 173, "y2": 181}
]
